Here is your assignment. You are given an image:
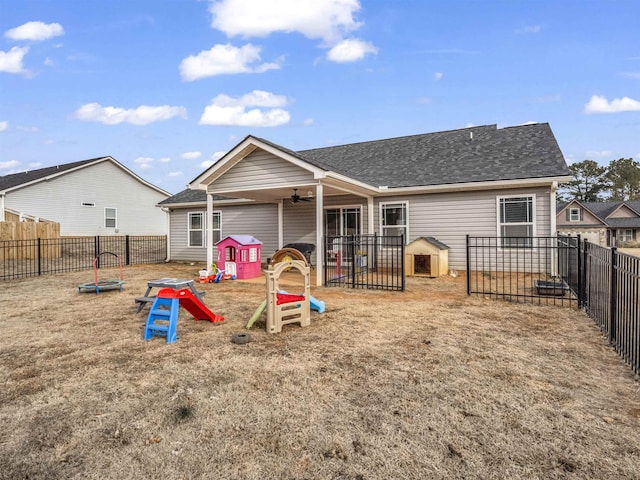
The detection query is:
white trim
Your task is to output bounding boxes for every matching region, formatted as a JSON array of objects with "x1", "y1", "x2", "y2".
[
  {"x1": 277, "y1": 200, "x2": 284, "y2": 249},
  {"x1": 569, "y1": 207, "x2": 581, "y2": 222},
  {"x1": 496, "y1": 194, "x2": 537, "y2": 247},
  {"x1": 367, "y1": 196, "x2": 374, "y2": 234},
  {"x1": 379, "y1": 201, "x2": 409, "y2": 242},
  {"x1": 104, "y1": 207, "x2": 117, "y2": 229},
  {"x1": 206, "y1": 194, "x2": 213, "y2": 268},
  {"x1": 315, "y1": 183, "x2": 324, "y2": 286},
  {"x1": 188, "y1": 211, "x2": 205, "y2": 248}
]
